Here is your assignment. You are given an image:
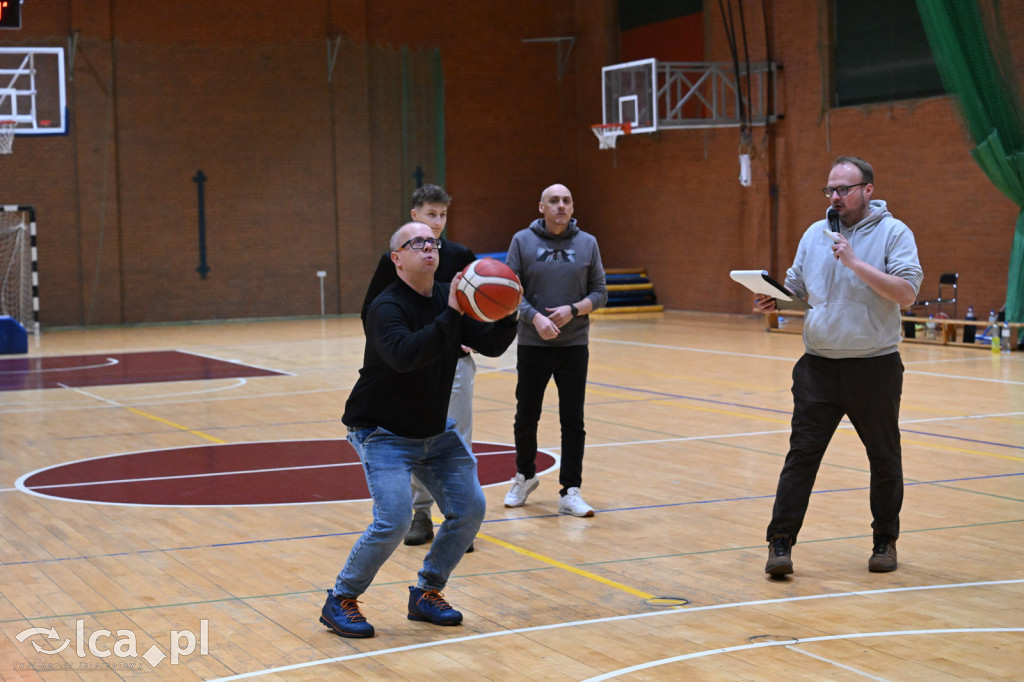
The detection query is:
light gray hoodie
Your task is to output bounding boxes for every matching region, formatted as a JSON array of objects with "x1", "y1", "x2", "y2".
[{"x1": 785, "y1": 200, "x2": 923, "y2": 359}]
